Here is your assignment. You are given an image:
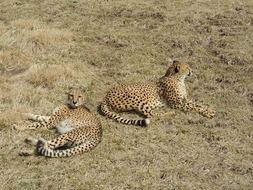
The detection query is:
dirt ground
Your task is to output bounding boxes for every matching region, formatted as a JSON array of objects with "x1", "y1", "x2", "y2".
[{"x1": 0, "y1": 0, "x2": 252, "y2": 189}]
